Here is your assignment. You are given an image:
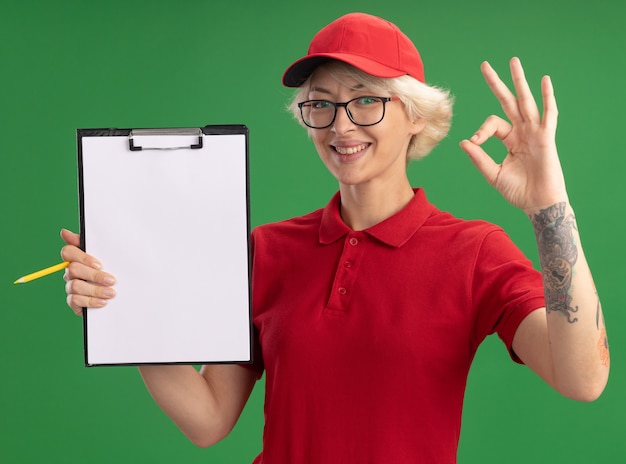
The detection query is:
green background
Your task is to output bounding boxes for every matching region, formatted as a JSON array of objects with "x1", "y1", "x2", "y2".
[{"x1": 1, "y1": 0, "x2": 624, "y2": 462}]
